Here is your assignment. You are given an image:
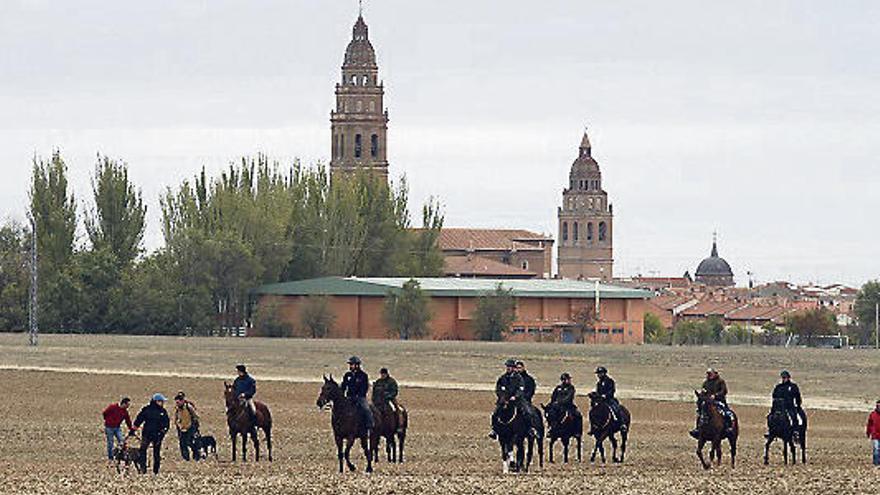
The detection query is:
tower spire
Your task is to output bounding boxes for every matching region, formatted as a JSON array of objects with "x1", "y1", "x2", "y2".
[
  {"x1": 359, "y1": 0, "x2": 363, "y2": 17},
  {"x1": 711, "y1": 231, "x2": 719, "y2": 257}
]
